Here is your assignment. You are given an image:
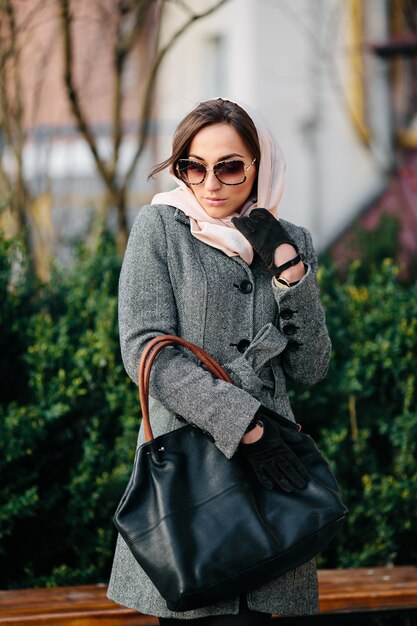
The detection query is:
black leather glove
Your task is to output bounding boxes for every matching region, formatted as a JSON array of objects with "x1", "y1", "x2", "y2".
[
  {"x1": 240, "y1": 407, "x2": 308, "y2": 492},
  {"x1": 231, "y1": 208, "x2": 301, "y2": 275}
]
